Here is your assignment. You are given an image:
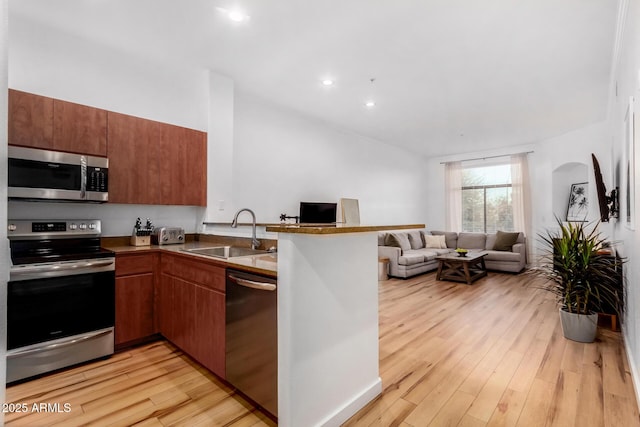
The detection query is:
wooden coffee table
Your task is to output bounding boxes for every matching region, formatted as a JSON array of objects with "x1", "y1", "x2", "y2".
[{"x1": 435, "y1": 252, "x2": 488, "y2": 285}]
